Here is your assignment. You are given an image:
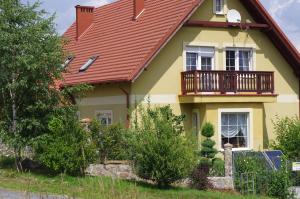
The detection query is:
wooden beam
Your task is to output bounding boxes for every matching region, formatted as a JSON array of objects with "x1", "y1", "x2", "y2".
[{"x1": 184, "y1": 20, "x2": 270, "y2": 30}]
